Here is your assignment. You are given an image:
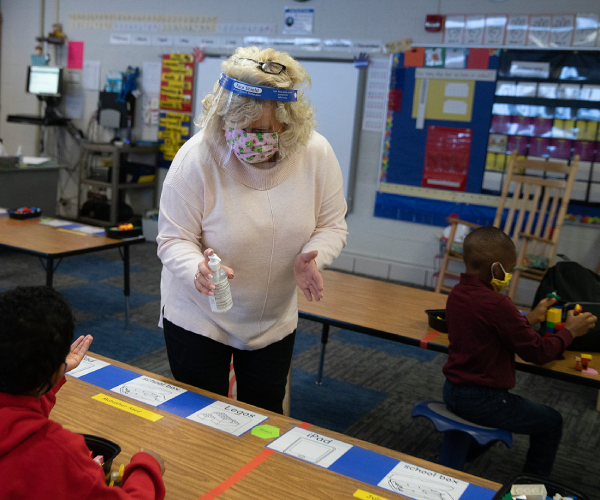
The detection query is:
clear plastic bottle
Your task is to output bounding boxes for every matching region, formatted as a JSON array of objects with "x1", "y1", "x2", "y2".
[
  {"x1": 207, "y1": 253, "x2": 233, "y2": 313},
  {"x1": 16, "y1": 145, "x2": 23, "y2": 166}
]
